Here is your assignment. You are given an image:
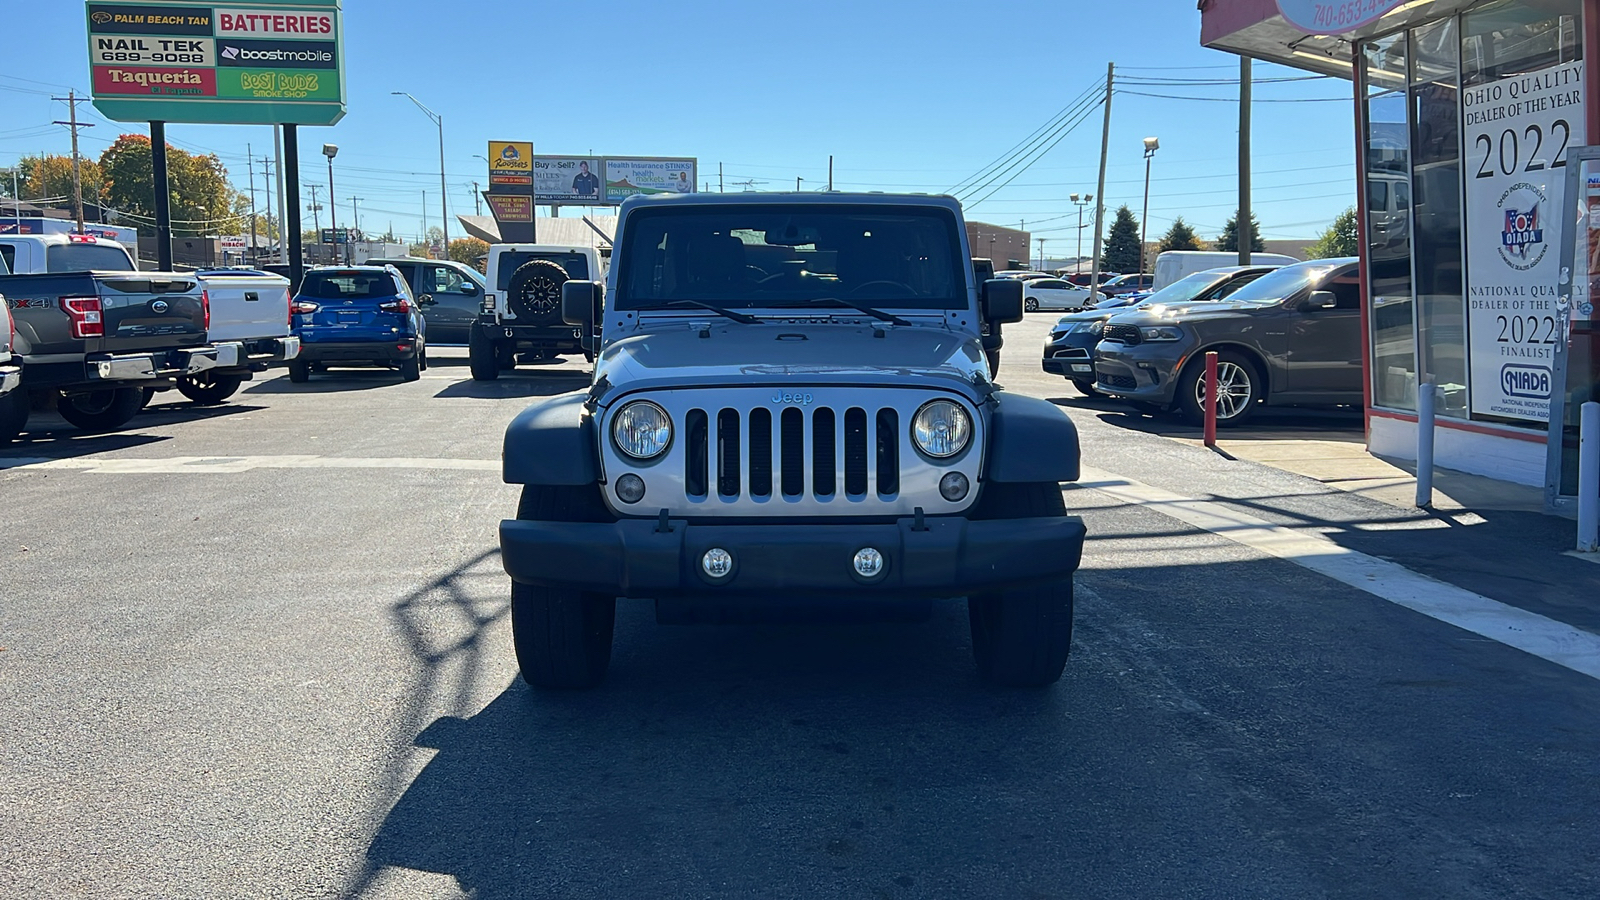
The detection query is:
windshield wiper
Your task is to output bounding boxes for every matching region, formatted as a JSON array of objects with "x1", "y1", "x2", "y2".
[
  {"x1": 806, "y1": 297, "x2": 914, "y2": 327},
  {"x1": 656, "y1": 299, "x2": 763, "y2": 324}
]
